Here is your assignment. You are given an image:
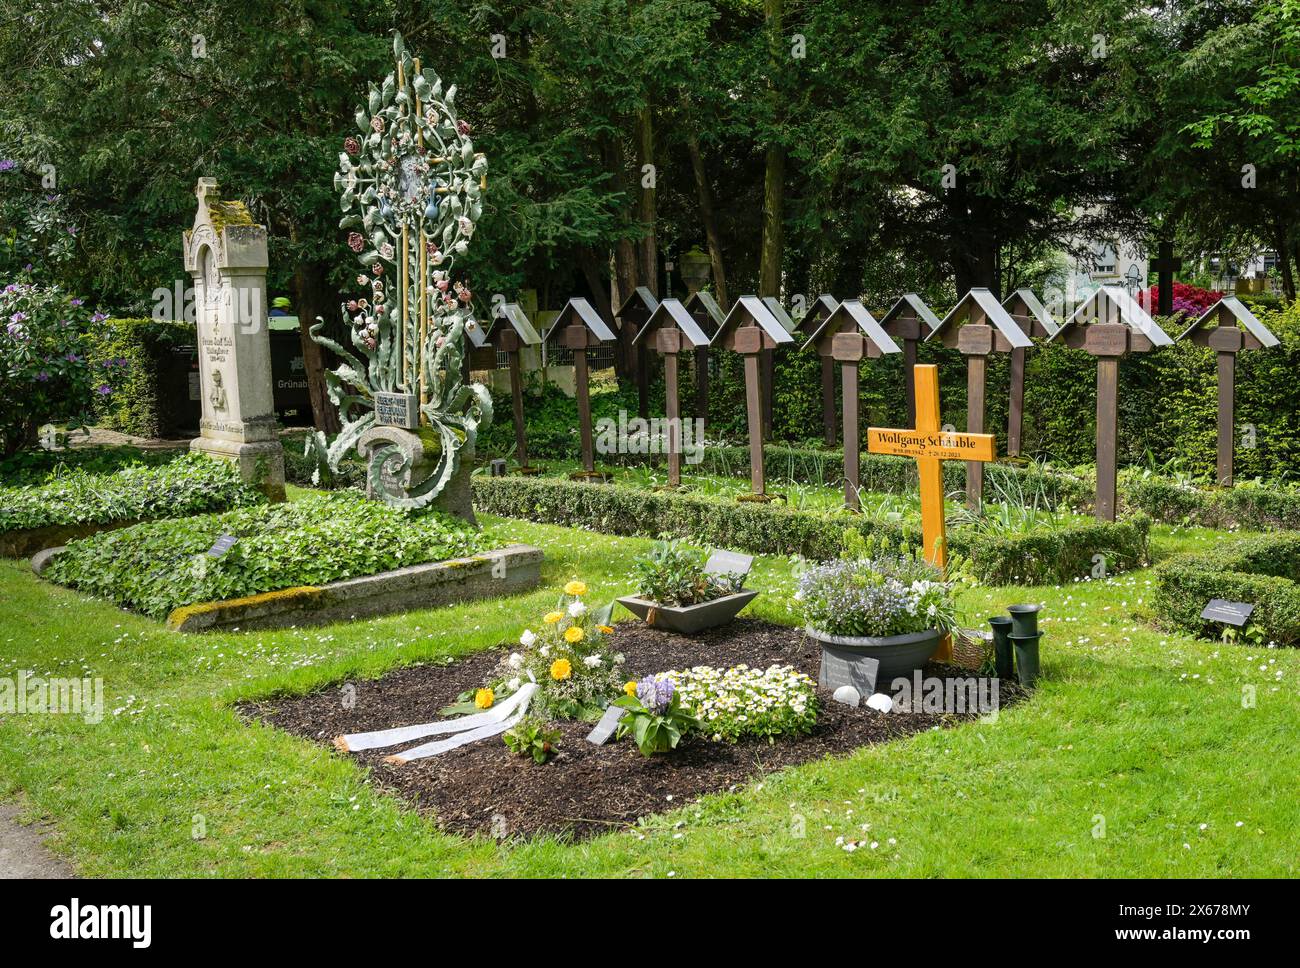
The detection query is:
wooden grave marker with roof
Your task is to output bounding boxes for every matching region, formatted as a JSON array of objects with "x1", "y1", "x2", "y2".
[
  {"x1": 547, "y1": 297, "x2": 617, "y2": 480},
  {"x1": 469, "y1": 302, "x2": 542, "y2": 472},
  {"x1": 633, "y1": 298, "x2": 712, "y2": 487},
  {"x1": 615, "y1": 286, "x2": 659, "y2": 420},
  {"x1": 683, "y1": 290, "x2": 725, "y2": 428},
  {"x1": 1000, "y1": 289, "x2": 1059, "y2": 457},
  {"x1": 927, "y1": 288, "x2": 1032, "y2": 508},
  {"x1": 878, "y1": 293, "x2": 942, "y2": 428},
  {"x1": 802, "y1": 300, "x2": 901, "y2": 510},
  {"x1": 1177, "y1": 295, "x2": 1280, "y2": 486},
  {"x1": 794, "y1": 295, "x2": 842, "y2": 446},
  {"x1": 1048, "y1": 285, "x2": 1173, "y2": 520},
  {"x1": 710, "y1": 296, "x2": 795, "y2": 498}
]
